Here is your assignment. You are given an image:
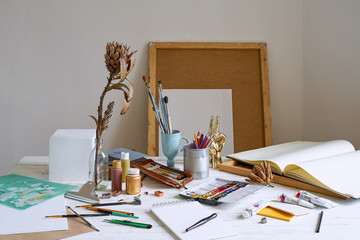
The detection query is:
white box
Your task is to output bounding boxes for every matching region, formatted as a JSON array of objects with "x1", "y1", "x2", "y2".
[{"x1": 49, "y1": 129, "x2": 96, "y2": 182}]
